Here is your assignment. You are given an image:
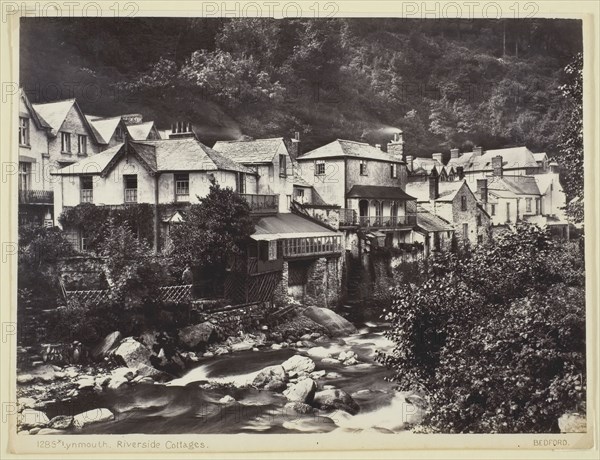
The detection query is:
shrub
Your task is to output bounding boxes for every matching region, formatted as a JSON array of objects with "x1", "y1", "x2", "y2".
[{"x1": 377, "y1": 223, "x2": 586, "y2": 433}]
